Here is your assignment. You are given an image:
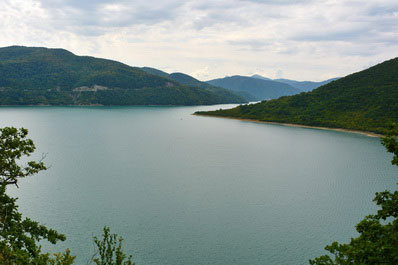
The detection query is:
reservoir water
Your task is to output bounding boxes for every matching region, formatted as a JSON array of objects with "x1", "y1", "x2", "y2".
[{"x1": 1, "y1": 105, "x2": 397, "y2": 265}]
